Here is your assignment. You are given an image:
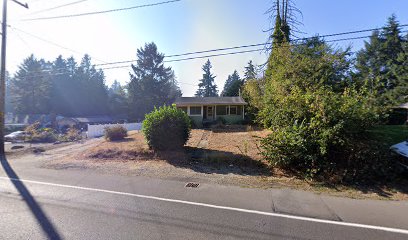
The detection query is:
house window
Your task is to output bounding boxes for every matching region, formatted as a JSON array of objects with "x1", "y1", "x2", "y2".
[
  {"x1": 230, "y1": 106, "x2": 238, "y2": 115},
  {"x1": 190, "y1": 106, "x2": 202, "y2": 115},
  {"x1": 178, "y1": 107, "x2": 187, "y2": 113},
  {"x1": 216, "y1": 106, "x2": 227, "y2": 115}
]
